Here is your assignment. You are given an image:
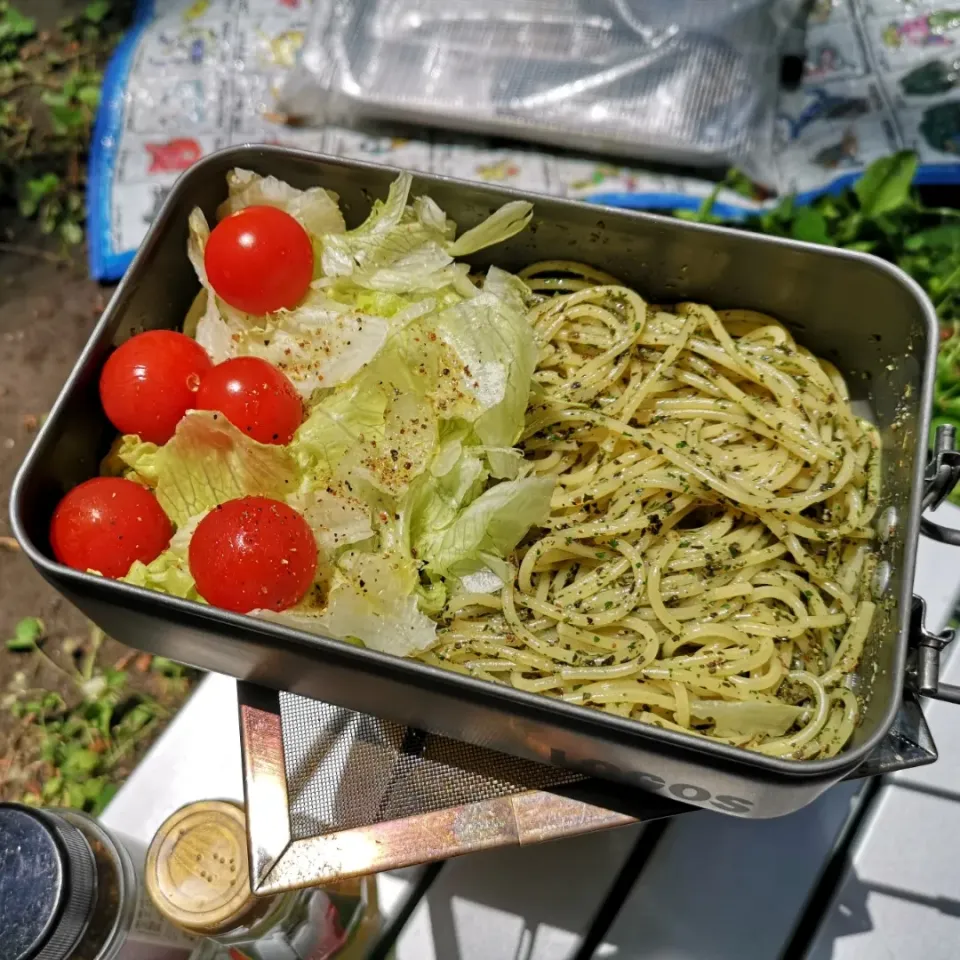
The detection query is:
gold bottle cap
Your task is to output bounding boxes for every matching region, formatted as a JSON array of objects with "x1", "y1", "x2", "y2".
[{"x1": 145, "y1": 800, "x2": 258, "y2": 936}]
